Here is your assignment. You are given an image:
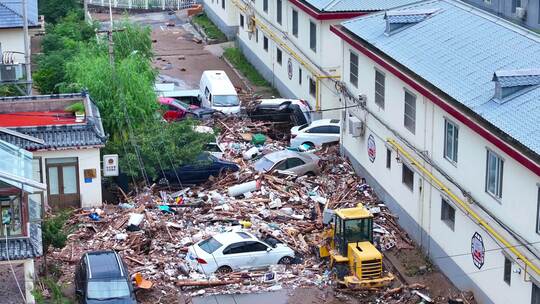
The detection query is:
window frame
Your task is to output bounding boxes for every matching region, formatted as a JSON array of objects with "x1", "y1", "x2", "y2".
[
  {"x1": 349, "y1": 51, "x2": 358, "y2": 88},
  {"x1": 292, "y1": 9, "x2": 298, "y2": 37},
  {"x1": 440, "y1": 198, "x2": 455, "y2": 231},
  {"x1": 444, "y1": 118, "x2": 459, "y2": 164},
  {"x1": 503, "y1": 256, "x2": 512, "y2": 285},
  {"x1": 309, "y1": 21, "x2": 317, "y2": 52},
  {"x1": 240, "y1": 14, "x2": 245, "y2": 28},
  {"x1": 485, "y1": 149, "x2": 504, "y2": 199},
  {"x1": 298, "y1": 67, "x2": 302, "y2": 85},
  {"x1": 276, "y1": 47, "x2": 282, "y2": 65},
  {"x1": 263, "y1": 36, "x2": 269, "y2": 51},
  {"x1": 374, "y1": 69, "x2": 385, "y2": 109},
  {"x1": 263, "y1": 0, "x2": 268, "y2": 13},
  {"x1": 386, "y1": 148, "x2": 391, "y2": 169},
  {"x1": 309, "y1": 78, "x2": 316, "y2": 97},
  {"x1": 222, "y1": 0, "x2": 225, "y2": 9},
  {"x1": 404, "y1": 89, "x2": 416, "y2": 134},
  {"x1": 276, "y1": 0, "x2": 282, "y2": 25},
  {"x1": 402, "y1": 164, "x2": 414, "y2": 191}
]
